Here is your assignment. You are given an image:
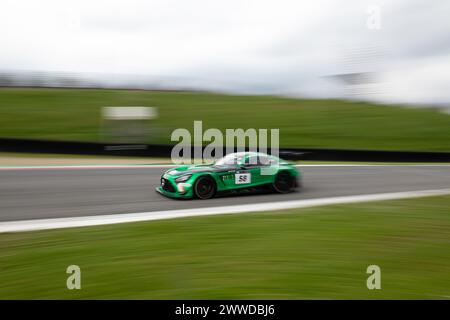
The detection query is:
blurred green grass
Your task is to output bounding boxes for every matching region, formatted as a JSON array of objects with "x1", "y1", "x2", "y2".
[
  {"x1": 0, "y1": 195, "x2": 449, "y2": 299},
  {"x1": 1, "y1": 88, "x2": 450, "y2": 151}
]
